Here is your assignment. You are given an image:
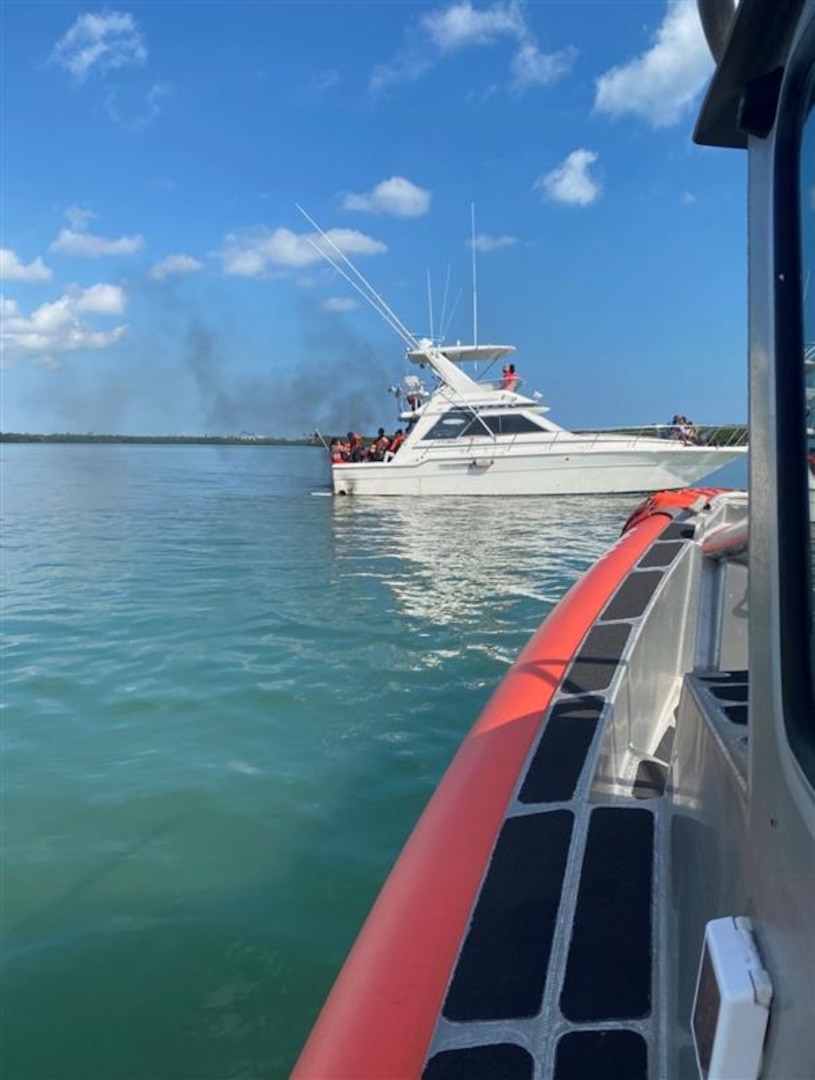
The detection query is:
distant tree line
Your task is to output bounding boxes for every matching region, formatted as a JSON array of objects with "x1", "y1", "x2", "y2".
[{"x1": 0, "y1": 433, "x2": 321, "y2": 446}]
